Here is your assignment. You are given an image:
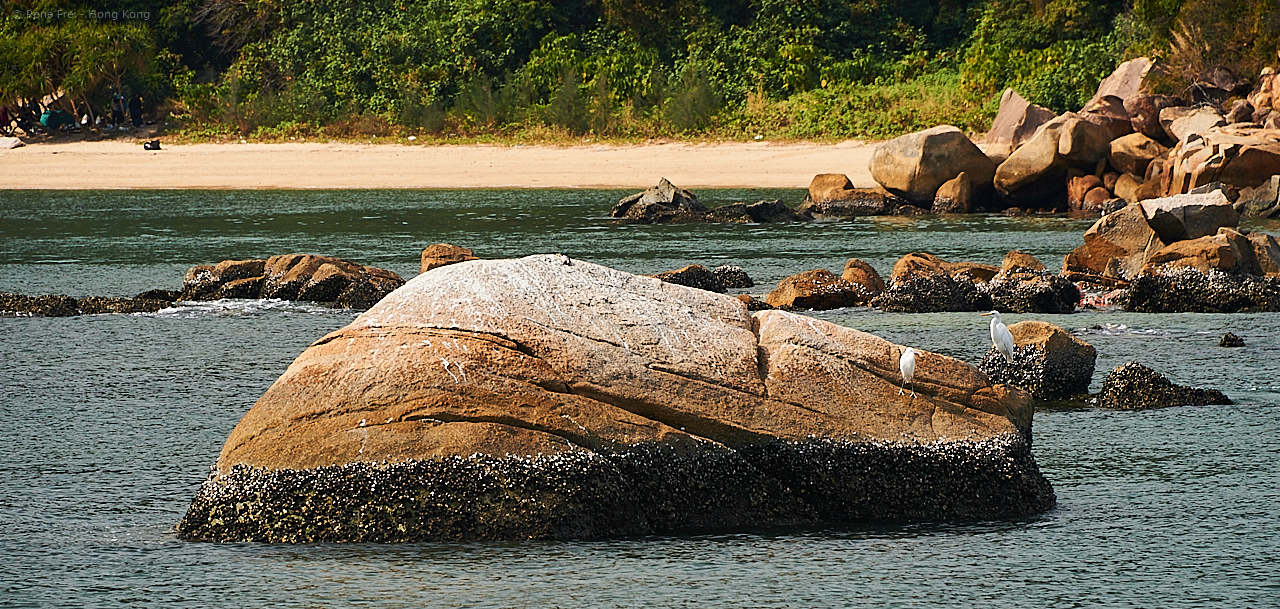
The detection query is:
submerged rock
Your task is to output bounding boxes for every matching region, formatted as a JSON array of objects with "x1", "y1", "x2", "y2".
[
  {"x1": 979, "y1": 321, "x2": 1096, "y2": 401},
  {"x1": 0, "y1": 292, "x2": 173, "y2": 317},
  {"x1": 178, "y1": 256, "x2": 1053, "y2": 542},
  {"x1": 181, "y1": 254, "x2": 405, "y2": 309},
  {"x1": 1098, "y1": 362, "x2": 1231, "y2": 409},
  {"x1": 1218, "y1": 332, "x2": 1245, "y2": 347},
  {"x1": 1123, "y1": 267, "x2": 1280, "y2": 312}
]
